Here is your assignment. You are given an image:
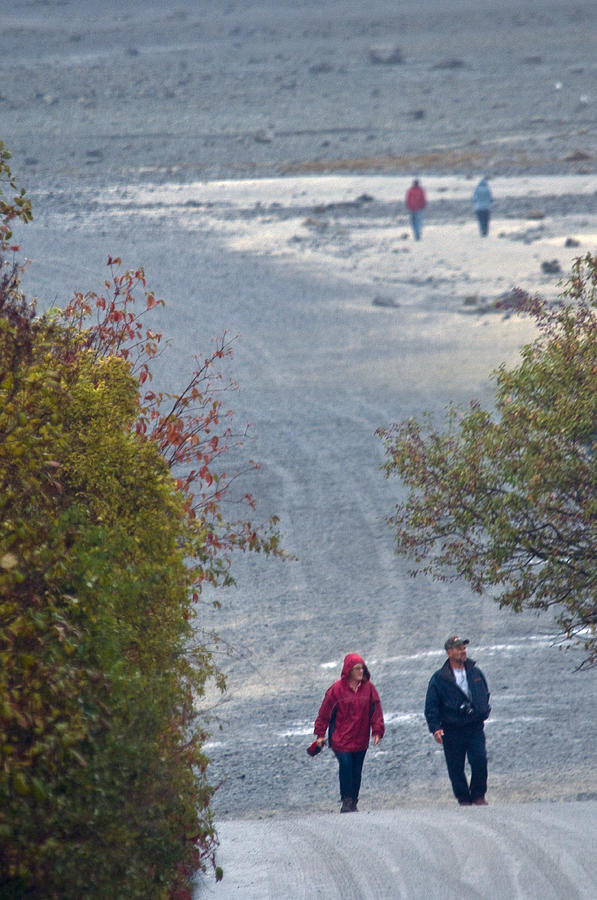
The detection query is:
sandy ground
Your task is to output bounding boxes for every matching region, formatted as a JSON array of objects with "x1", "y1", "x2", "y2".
[{"x1": 3, "y1": 1, "x2": 597, "y2": 896}]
